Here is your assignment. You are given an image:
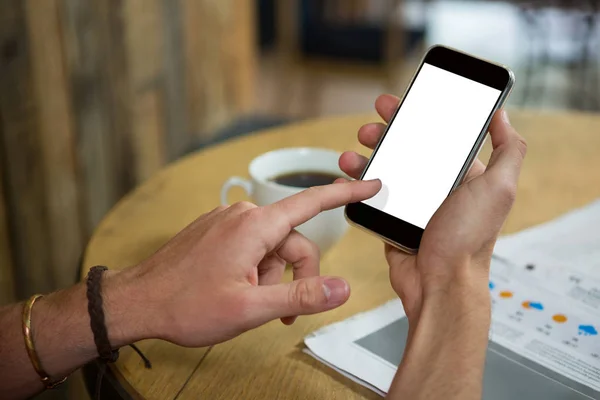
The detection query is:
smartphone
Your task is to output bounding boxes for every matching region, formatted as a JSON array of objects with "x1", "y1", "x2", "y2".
[{"x1": 345, "y1": 45, "x2": 515, "y2": 254}]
